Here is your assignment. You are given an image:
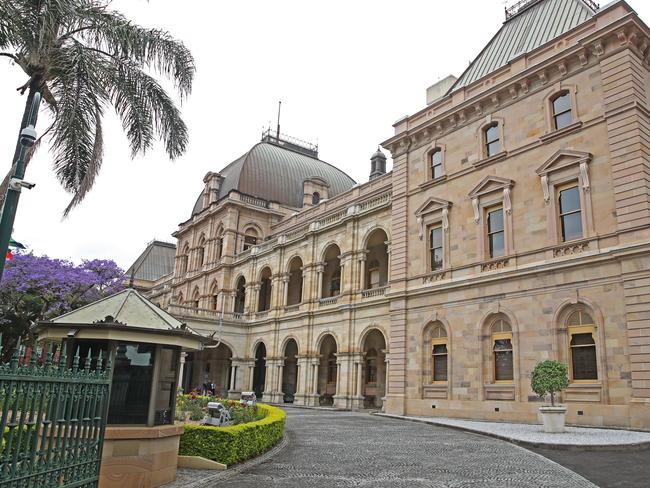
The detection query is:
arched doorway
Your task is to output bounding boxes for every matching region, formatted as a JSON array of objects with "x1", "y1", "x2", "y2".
[
  {"x1": 364, "y1": 229, "x2": 389, "y2": 289},
  {"x1": 282, "y1": 339, "x2": 299, "y2": 403},
  {"x1": 234, "y1": 276, "x2": 246, "y2": 314},
  {"x1": 322, "y1": 245, "x2": 341, "y2": 298},
  {"x1": 287, "y1": 257, "x2": 303, "y2": 306},
  {"x1": 362, "y1": 329, "x2": 387, "y2": 408},
  {"x1": 182, "y1": 343, "x2": 232, "y2": 397},
  {"x1": 253, "y1": 342, "x2": 266, "y2": 399},
  {"x1": 318, "y1": 334, "x2": 338, "y2": 405},
  {"x1": 258, "y1": 267, "x2": 272, "y2": 312}
]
